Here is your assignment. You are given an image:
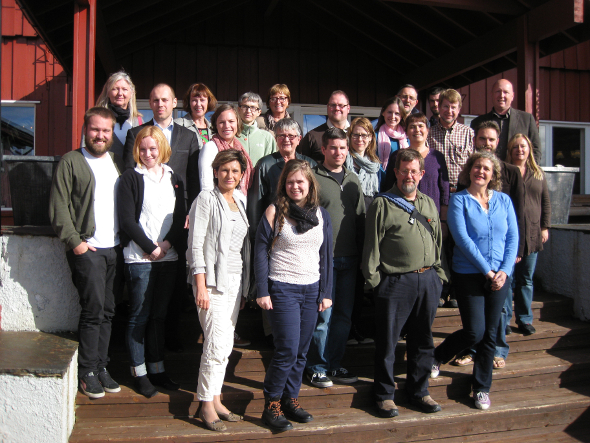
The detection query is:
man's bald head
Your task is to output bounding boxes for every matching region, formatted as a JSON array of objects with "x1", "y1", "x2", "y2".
[{"x1": 491, "y1": 79, "x2": 514, "y2": 115}]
